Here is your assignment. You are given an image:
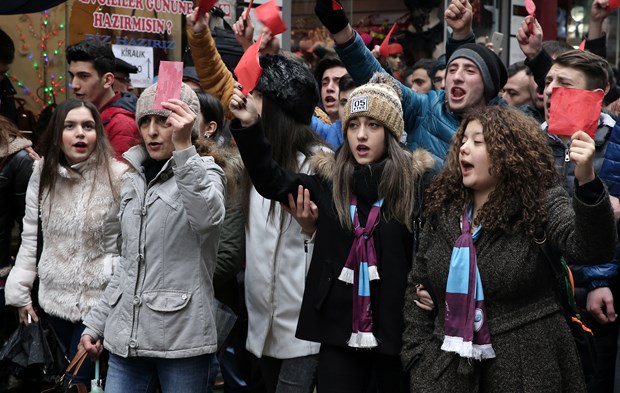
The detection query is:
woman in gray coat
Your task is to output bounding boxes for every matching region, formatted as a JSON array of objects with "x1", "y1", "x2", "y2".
[
  {"x1": 402, "y1": 106, "x2": 617, "y2": 392},
  {"x1": 80, "y1": 83, "x2": 226, "y2": 393}
]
